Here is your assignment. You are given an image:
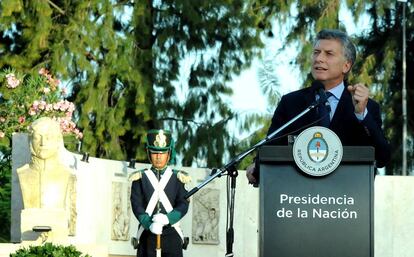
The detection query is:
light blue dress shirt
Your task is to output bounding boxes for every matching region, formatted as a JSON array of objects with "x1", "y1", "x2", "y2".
[{"x1": 326, "y1": 82, "x2": 367, "y2": 121}]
